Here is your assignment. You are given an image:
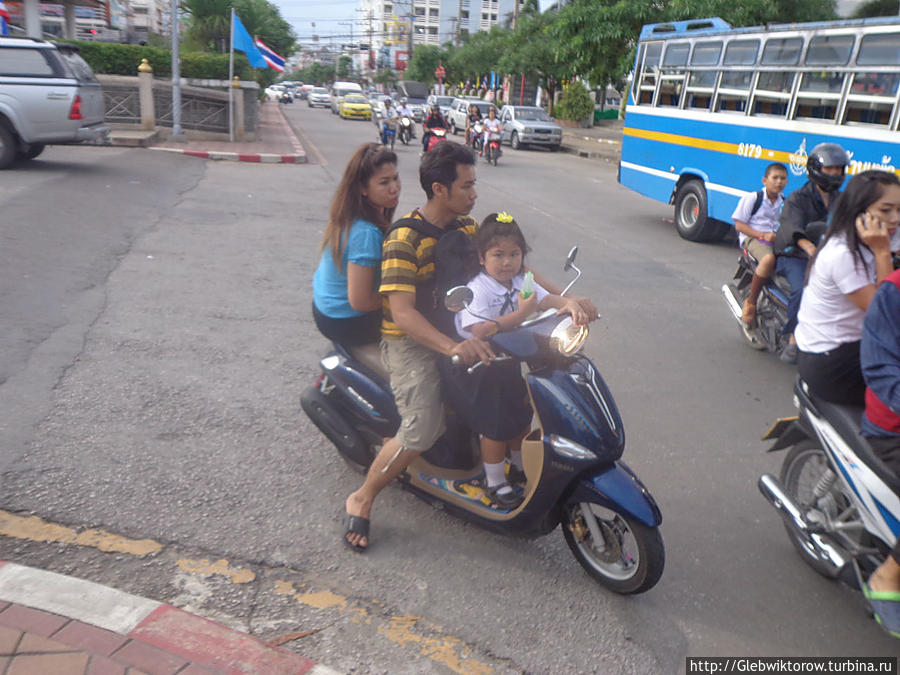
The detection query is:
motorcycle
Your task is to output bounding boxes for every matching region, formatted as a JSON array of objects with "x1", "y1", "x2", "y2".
[
  {"x1": 484, "y1": 129, "x2": 502, "y2": 166},
  {"x1": 301, "y1": 248, "x2": 665, "y2": 594},
  {"x1": 469, "y1": 122, "x2": 484, "y2": 154},
  {"x1": 380, "y1": 118, "x2": 397, "y2": 150},
  {"x1": 758, "y1": 376, "x2": 900, "y2": 619},
  {"x1": 721, "y1": 246, "x2": 789, "y2": 354},
  {"x1": 425, "y1": 127, "x2": 447, "y2": 153},
  {"x1": 398, "y1": 116, "x2": 413, "y2": 145}
]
